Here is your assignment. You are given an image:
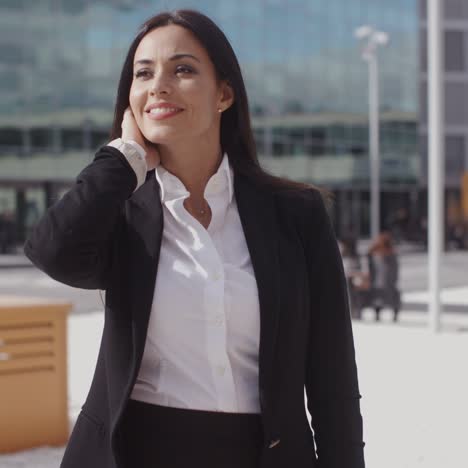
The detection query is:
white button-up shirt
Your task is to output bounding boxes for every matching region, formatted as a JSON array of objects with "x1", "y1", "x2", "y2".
[{"x1": 108, "y1": 140, "x2": 261, "y2": 414}]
